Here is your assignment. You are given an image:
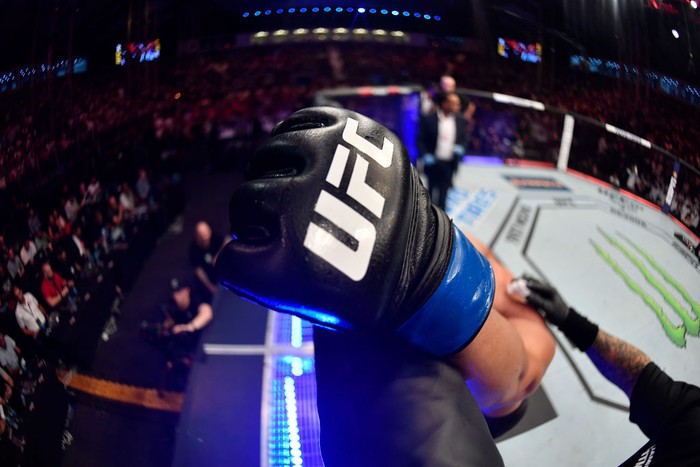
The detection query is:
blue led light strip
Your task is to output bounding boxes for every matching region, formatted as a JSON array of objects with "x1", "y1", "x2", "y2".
[
  {"x1": 291, "y1": 316, "x2": 303, "y2": 348},
  {"x1": 284, "y1": 376, "x2": 303, "y2": 466},
  {"x1": 263, "y1": 311, "x2": 321, "y2": 467},
  {"x1": 242, "y1": 5, "x2": 441, "y2": 21}
]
